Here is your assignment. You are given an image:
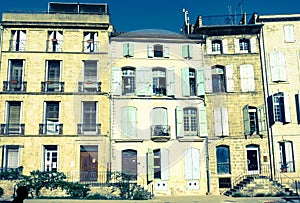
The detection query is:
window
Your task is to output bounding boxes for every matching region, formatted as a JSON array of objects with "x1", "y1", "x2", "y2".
[
  {"x1": 212, "y1": 40, "x2": 222, "y2": 54},
  {"x1": 147, "y1": 148, "x2": 169, "y2": 180},
  {"x1": 284, "y1": 25, "x2": 295, "y2": 43},
  {"x1": 43, "y1": 102, "x2": 60, "y2": 135},
  {"x1": 43, "y1": 145, "x2": 58, "y2": 172},
  {"x1": 81, "y1": 60, "x2": 99, "y2": 92},
  {"x1": 121, "y1": 106, "x2": 137, "y2": 137},
  {"x1": 279, "y1": 141, "x2": 295, "y2": 173},
  {"x1": 181, "y1": 67, "x2": 205, "y2": 96},
  {"x1": 243, "y1": 106, "x2": 258, "y2": 135},
  {"x1": 184, "y1": 148, "x2": 200, "y2": 180},
  {"x1": 270, "y1": 92, "x2": 290, "y2": 123},
  {"x1": 182, "y1": 45, "x2": 193, "y2": 59},
  {"x1": 45, "y1": 60, "x2": 62, "y2": 92},
  {"x1": 214, "y1": 107, "x2": 229, "y2": 136},
  {"x1": 240, "y1": 64, "x2": 255, "y2": 92},
  {"x1": 148, "y1": 44, "x2": 169, "y2": 58},
  {"x1": 216, "y1": 146, "x2": 230, "y2": 174},
  {"x1": 269, "y1": 50, "x2": 287, "y2": 82},
  {"x1": 212, "y1": 66, "x2": 225, "y2": 93},
  {"x1": 83, "y1": 32, "x2": 98, "y2": 53},
  {"x1": 123, "y1": 43, "x2": 134, "y2": 57},
  {"x1": 80, "y1": 102, "x2": 98, "y2": 134},
  {"x1": 10, "y1": 30, "x2": 26, "y2": 51},
  {"x1": 7, "y1": 59, "x2": 25, "y2": 91},
  {"x1": 151, "y1": 108, "x2": 169, "y2": 138},
  {"x1": 152, "y1": 68, "x2": 166, "y2": 96},
  {"x1": 122, "y1": 67, "x2": 135, "y2": 95},
  {"x1": 122, "y1": 149, "x2": 137, "y2": 180},
  {"x1": 183, "y1": 108, "x2": 197, "y2": 136},
  {"x1": 239, "y1": 39, "x2": 250, "y2": 52},
  {"x1": 5, "y1": 101, "x2": 23, "y2": 135},
  {"x1": 219, "y1": 178, "x2": 231, "y2": 188},
  {"x1": 48, "y1": 31, "x2": 63, "y2": 52},
  {"x1": 2, "y1": 145, "x2": 20, "y2": 168}
]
